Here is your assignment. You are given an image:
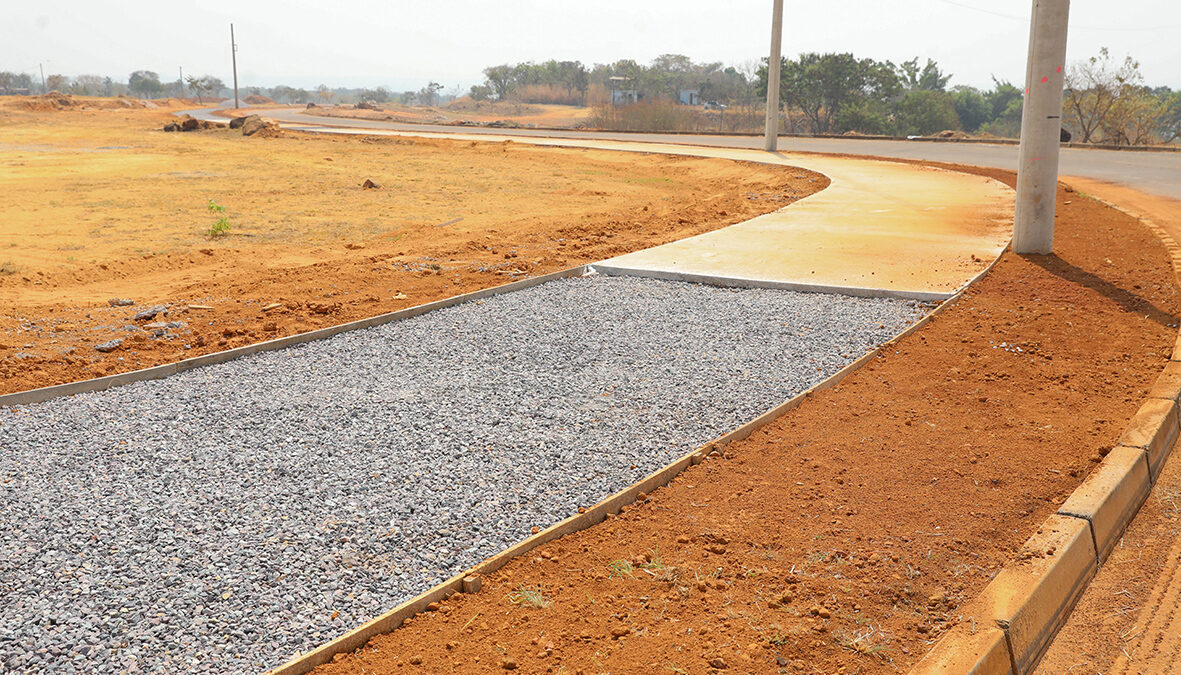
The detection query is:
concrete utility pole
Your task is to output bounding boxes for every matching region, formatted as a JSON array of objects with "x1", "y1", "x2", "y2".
[
  {"x1": 230, "y1": 23, "x2": 240, "y2": 109},
  {"x1": 1013, "y1": 0, "x2": 1070, "y2": 254},
  {"x1": 764, "y1": 0, "x2": 784, "y2": 152},
  {"x1": 39, "y1": 63, "x2": 45, "y2": 93},
  {"x1": 179, "y1": 66, "x2": 184, "y2": 96}
]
